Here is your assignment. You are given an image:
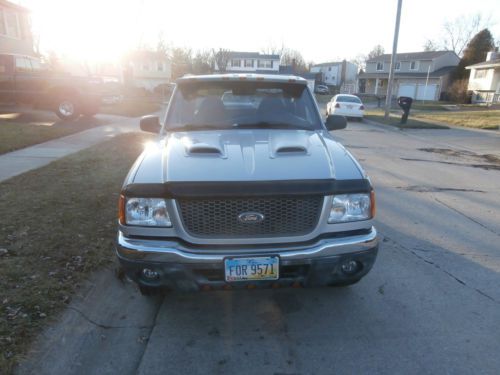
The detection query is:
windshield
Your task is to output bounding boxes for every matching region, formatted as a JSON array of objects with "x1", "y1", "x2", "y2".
[
  {"x1": 165, "y1": 80, "x2": 323, "y2": 131},
  {"x1": 336, "y1": 95, "x2": 362, "y2": 103}
]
